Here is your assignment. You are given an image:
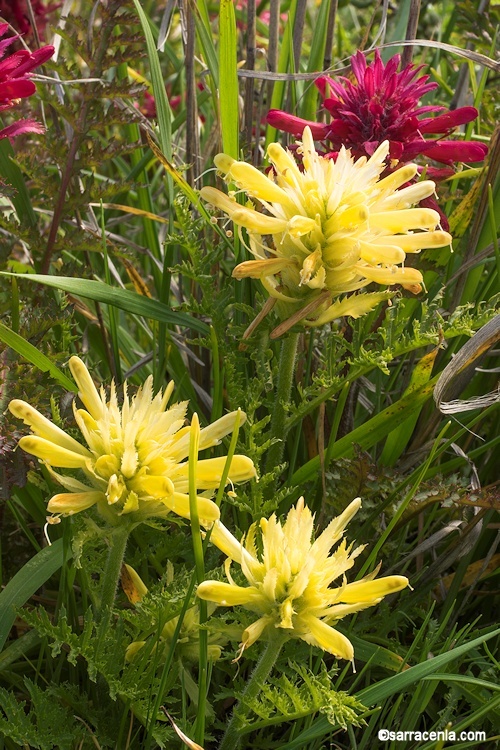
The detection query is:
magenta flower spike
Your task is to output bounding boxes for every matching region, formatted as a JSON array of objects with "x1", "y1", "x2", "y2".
[{"x1": 267, "y1": 50, "x2": 488, "y2": 167}]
